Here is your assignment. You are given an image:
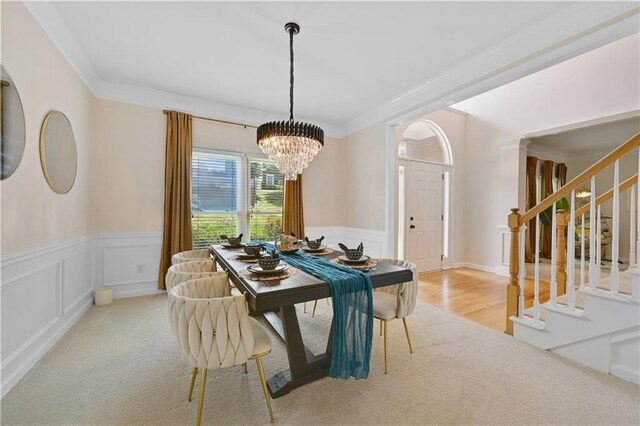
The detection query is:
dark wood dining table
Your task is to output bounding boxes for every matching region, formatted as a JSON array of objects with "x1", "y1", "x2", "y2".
[{"x1": 211, "y1": 245, "x2": 413, "y2": 398}]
